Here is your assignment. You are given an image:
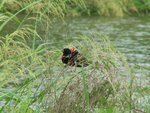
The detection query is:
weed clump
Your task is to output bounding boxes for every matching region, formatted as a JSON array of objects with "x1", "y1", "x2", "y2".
[
  {"x1": 0, "y1": 32, "x2": 149, "y2": 112},
  {"x1": 47, "y1": 34, "x2": 139, "y2": 113}
]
